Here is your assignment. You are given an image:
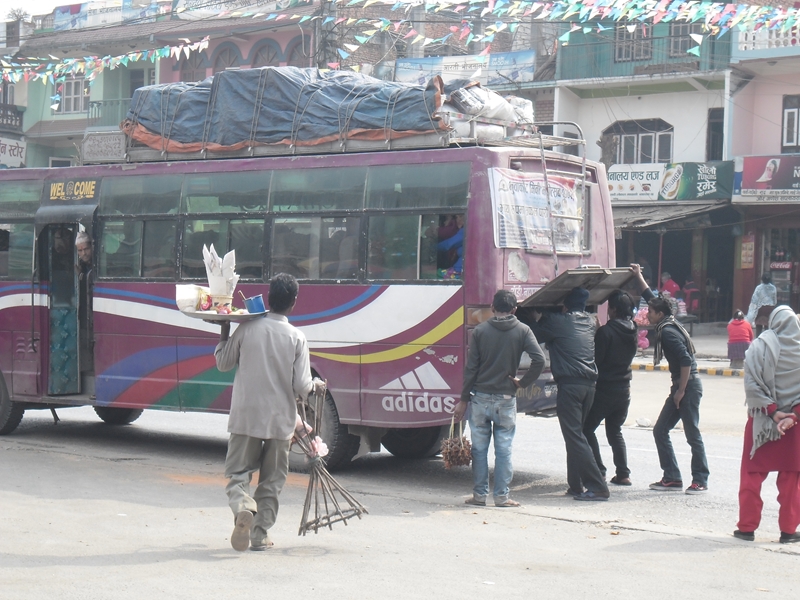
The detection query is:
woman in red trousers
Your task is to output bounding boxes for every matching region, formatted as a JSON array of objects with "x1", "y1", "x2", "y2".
[{"x1": 735, "y1": 305, "x2": 800, "y2": 544}]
